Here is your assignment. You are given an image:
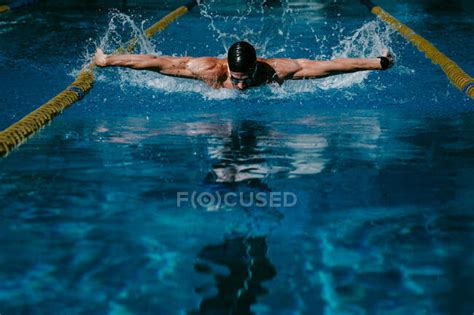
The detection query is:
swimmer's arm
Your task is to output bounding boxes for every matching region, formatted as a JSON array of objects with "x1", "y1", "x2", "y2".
[
  {"x1": 94, "y1": 49, "x2": 215, "y2": 79},
  {"x1": 271, "y1": 50, "x2": 393, "y2": 80}
]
